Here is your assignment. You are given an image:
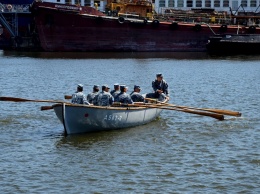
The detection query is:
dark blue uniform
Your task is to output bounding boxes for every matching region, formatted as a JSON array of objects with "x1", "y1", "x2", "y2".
[
  {"x1": 114, "y1": 92, "x2": 133, "y2": 104},
  {"x1": 130, "y1": 92, "x2": 145, "y2": 102},
  {"x1": 71, "y1": 92, "x2": 90, "y2": 105},
  {"x1": 93, "y1": 91, "x2": 114, "y2": 106}
]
